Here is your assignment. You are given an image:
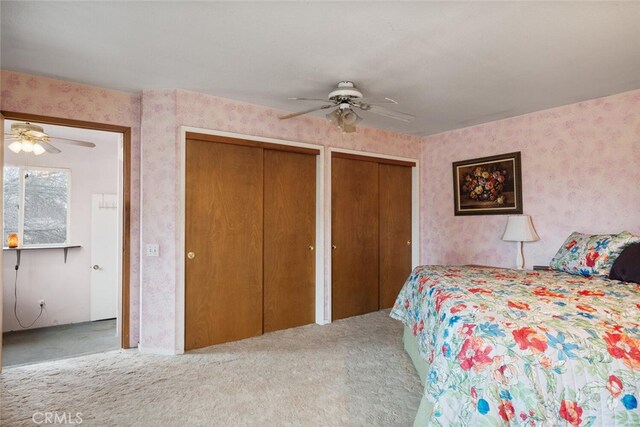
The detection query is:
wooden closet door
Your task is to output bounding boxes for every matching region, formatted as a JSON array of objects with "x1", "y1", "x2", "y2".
[
  {"x1": 331, "y1": 157, "x2": 379, "y2": 320},
  {"x1": 379, "y1": 164, "x2": 413, "y2": 309},
  {"x1": 185, "y1": 139, "x2": 263, "y2": 350},
  {"x1": 263, "y1": 150, "x2": 316, "y2": 332}
]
